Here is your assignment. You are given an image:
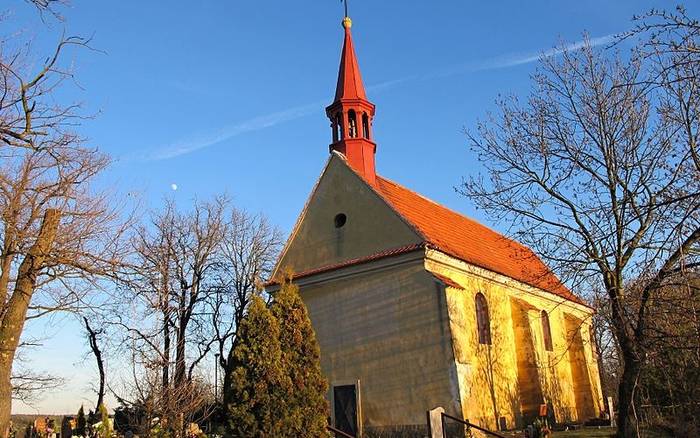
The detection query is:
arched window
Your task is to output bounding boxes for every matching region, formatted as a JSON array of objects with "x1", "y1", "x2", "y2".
[
  {"x1": 348, "y1": 110, "x2": 358, "y2": 138},
  {"x1": 541, "y1": 310, "x2": 553, "y2": 352},
  {"x1": 362, "y1": 112, "x2": 370, "y2": 139},
  {"x1": 335, "y1": 113, "x2": 344, "y2": 140},
  {"x1": 475, "y1": 293, "x2": 491, "y2": 345}
]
